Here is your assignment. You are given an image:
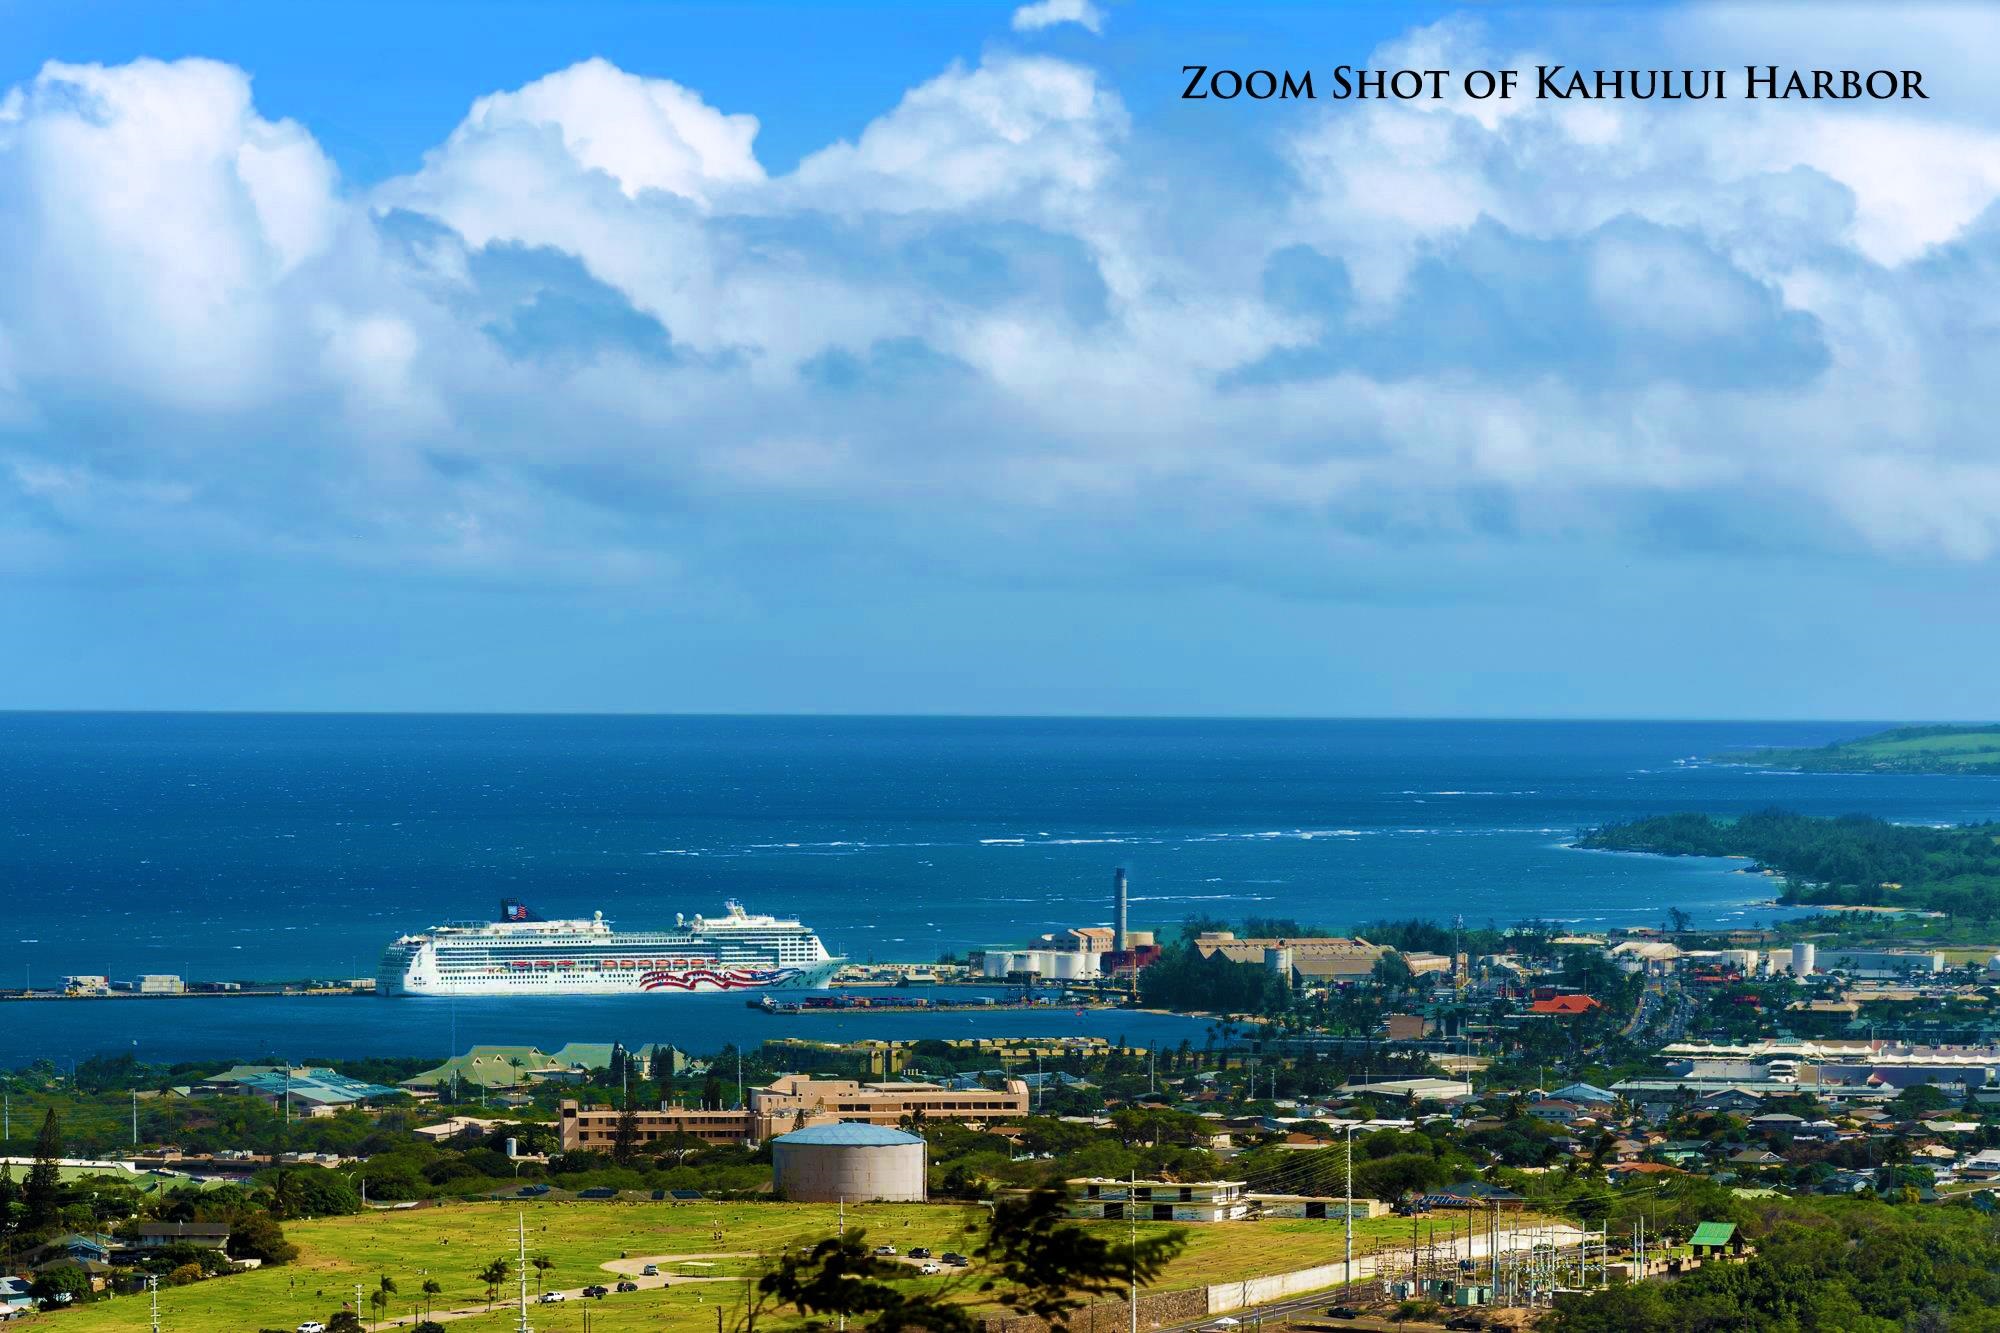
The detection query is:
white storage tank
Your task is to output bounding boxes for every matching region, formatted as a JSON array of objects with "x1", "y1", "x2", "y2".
[
  {"x1": 771, "y1": 1123, "x2": 927, "y2": 1203},
  {"x1": 1045, "y1": 951, "x2": 1096, "y2": 981},
  {"x1": 1791, "y1": 943, "x2": 1816, "y2": 976}
]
